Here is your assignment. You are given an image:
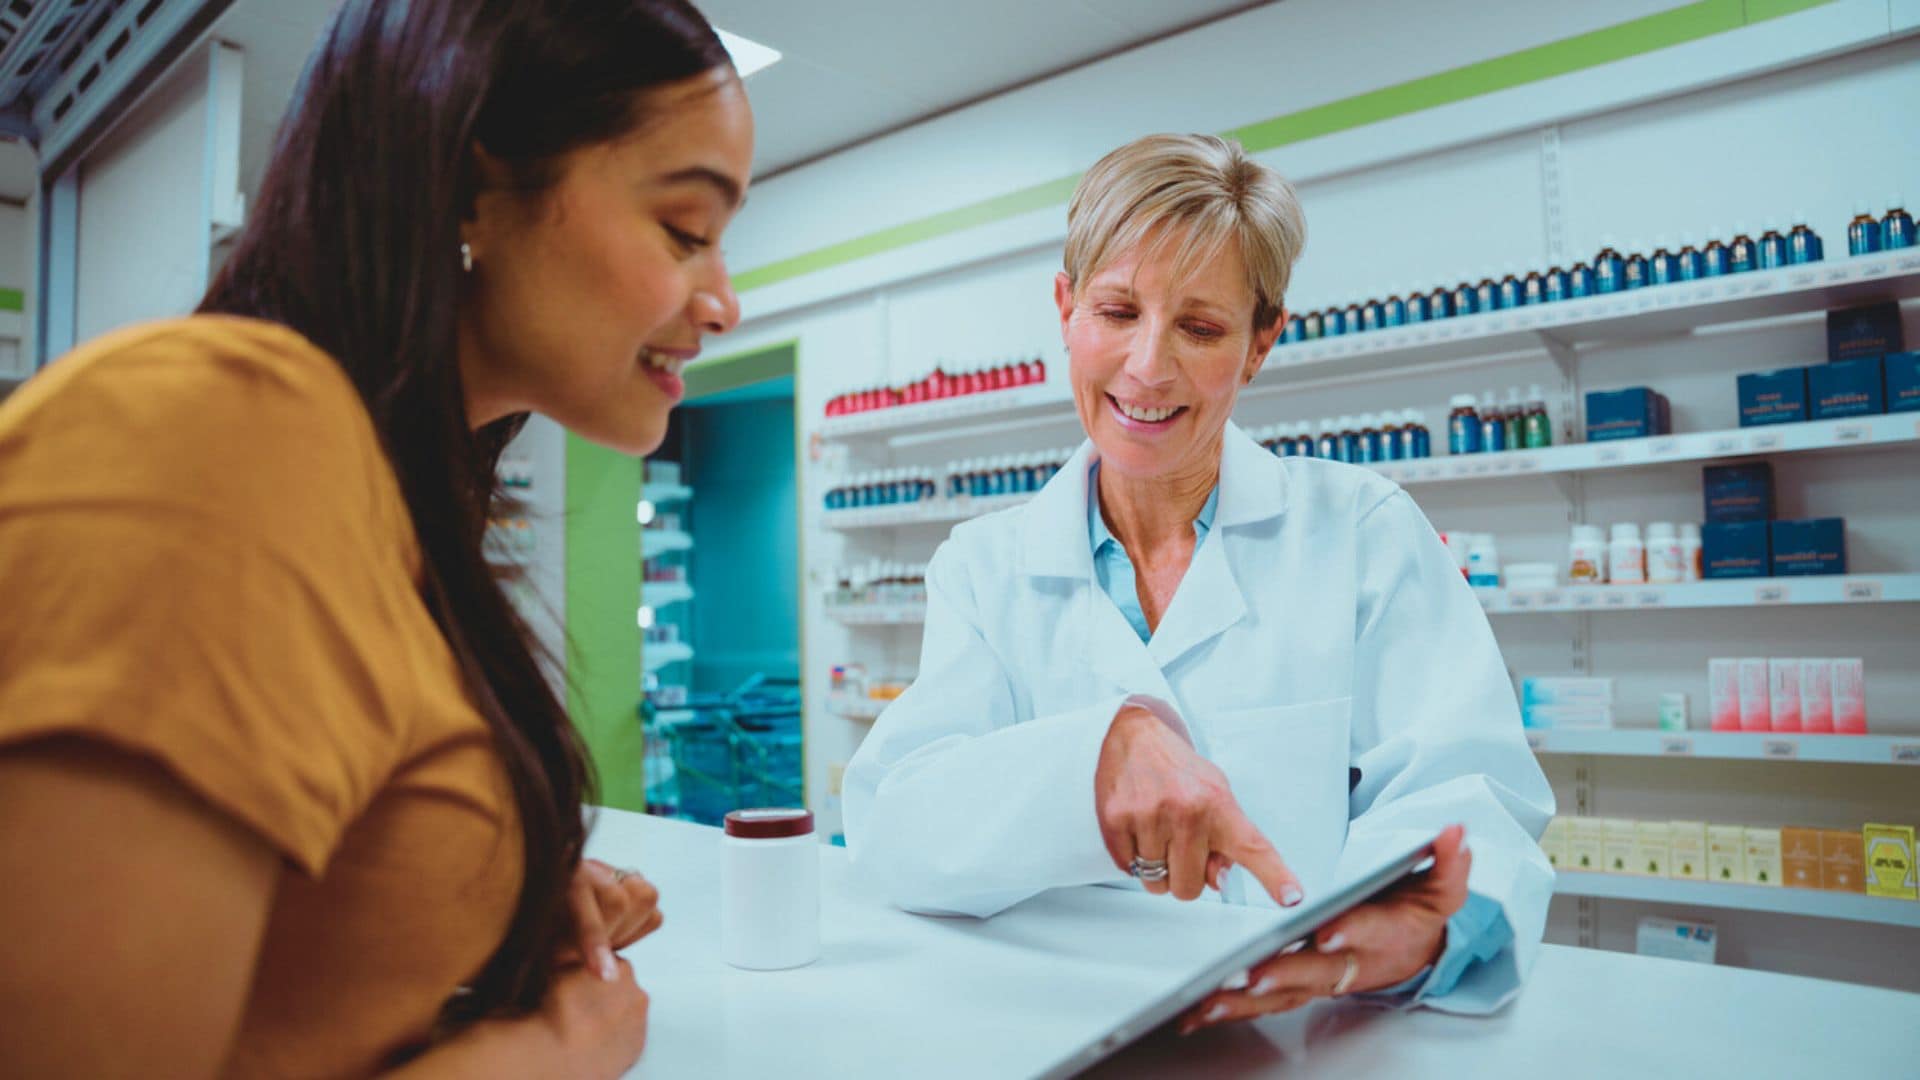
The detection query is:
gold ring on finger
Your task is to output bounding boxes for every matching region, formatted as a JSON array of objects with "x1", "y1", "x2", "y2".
[{"x1": 1330, "y1": 950, "x2": 1359, "y2": 996}]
